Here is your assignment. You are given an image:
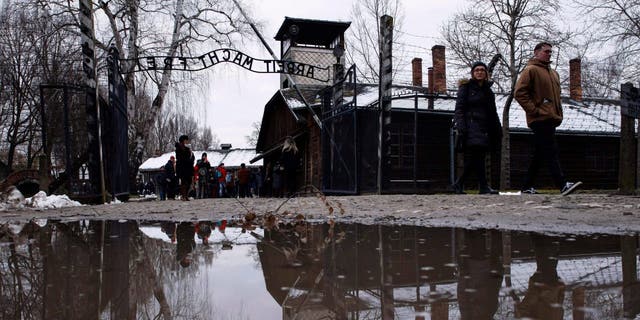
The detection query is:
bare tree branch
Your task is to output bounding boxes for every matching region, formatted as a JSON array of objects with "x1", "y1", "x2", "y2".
[{"x1": 346, "y1": 0, "x2": 408, "y2": 84}]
